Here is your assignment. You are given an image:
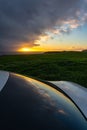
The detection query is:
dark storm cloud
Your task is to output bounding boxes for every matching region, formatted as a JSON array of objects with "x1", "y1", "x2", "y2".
[{"x1": 0, "y1": 0, "x2": 86, "y2": 52}]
